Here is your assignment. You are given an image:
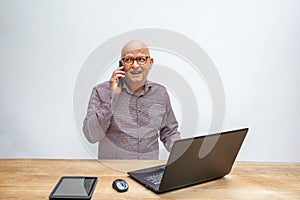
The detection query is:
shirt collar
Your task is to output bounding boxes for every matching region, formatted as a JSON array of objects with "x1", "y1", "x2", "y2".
[{"x1": 123, "y1": 80, "x2": 152, "y2": 96}]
